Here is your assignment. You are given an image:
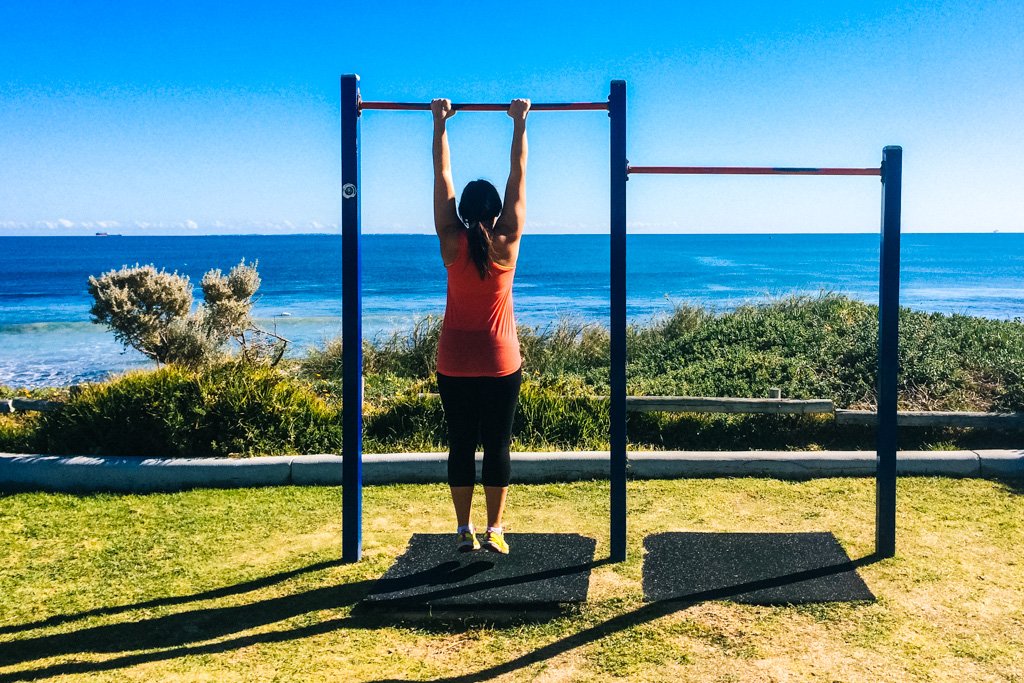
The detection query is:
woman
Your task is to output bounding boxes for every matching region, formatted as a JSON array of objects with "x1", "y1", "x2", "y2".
[{"x1": 431, "y1": 96, "x2": 530, "y2": 554}]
